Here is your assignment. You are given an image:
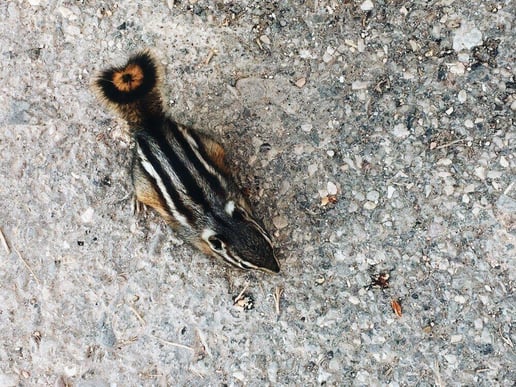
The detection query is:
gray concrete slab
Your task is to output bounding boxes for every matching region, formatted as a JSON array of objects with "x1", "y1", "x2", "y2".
[{"x1": 0, "y1": 1, "x2": 514, "y2": 385}]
